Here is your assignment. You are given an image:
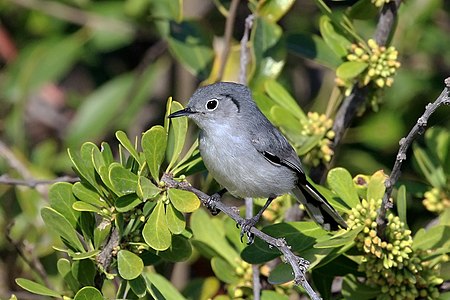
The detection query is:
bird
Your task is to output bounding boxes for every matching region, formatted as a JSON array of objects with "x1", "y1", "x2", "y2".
[{"x1": 168, "y1": 82, "x2": 347, "y2": 241}]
